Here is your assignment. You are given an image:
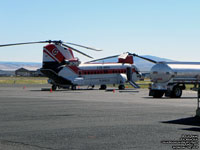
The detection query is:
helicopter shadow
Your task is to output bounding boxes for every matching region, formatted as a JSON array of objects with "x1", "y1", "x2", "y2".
[
  {"x1": 30, "y1": 89, "x2": 83, "y2": 93},
  {"x1": 161, "y1": 116, "x2": 200, "y2": 132},
  {"x1": 118, "y1": 90, "x2": 139, "y2": 93},
  {"x1": 105, "y1": 89, "x2": 139, "y2": 93}
]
